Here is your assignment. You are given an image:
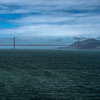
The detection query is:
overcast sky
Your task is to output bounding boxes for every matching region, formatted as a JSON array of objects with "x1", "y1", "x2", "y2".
[{"x1": 0, "y1": 0, "x2": 100, "y2": 39}]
